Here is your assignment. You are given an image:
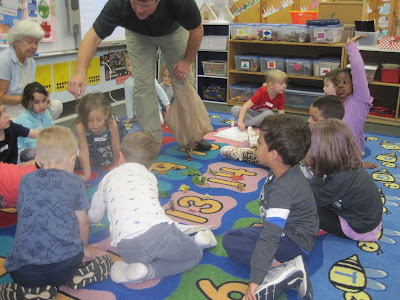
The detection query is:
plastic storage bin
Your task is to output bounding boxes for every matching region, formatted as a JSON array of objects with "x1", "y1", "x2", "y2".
[
  {"x1": 310, "y1": 24, "x2": 344, "y2": 44},
  {"x1": 380, "y1": 64, "x2": 400, "y2": 83},
  {"x1": 260, "y1": 57, "x2": 286, "y2": 73},
  {"x1": 199, "y1": 36, "x2": 228, "y2": 51},
  {"x1": 355, "y1": 31, "x2": 378, "y2": 47},
  {"x1": 285, "y1": 85, "x2": 324, "y2": 109},
  {"x1": 230, "y1": 23, "x2": 250, "y2": 40},
  {"x1": 201, "y1": 60, "x2": 227, "y2": 76},
  {"x1": 278, "y1": 25, "x2": 310, "y2": 42},
  {"x1": 229, "y1": 84, "x2": 250, "y2": 102},
  {"x1": 346, "y1": 63, "x2": 378, "y2": 83},
  {"x1": 313, "y1": 58, "x2": 340, "y2": 77},
  {"x1": 234, "y1": 55, "x2": 260, "y2": 72},
  {"x1": 290, "y1": 11, "x2": 317, "y2": 25},
  {"x1": 286, "y1": 58, "x2": 313, "y2": 76},
  {"x1": 201, "y1": 84, "x2": 227, "y2": 102},
  {"x1": 254, "y1": 23, "x2": 280, "y2": 41}
]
